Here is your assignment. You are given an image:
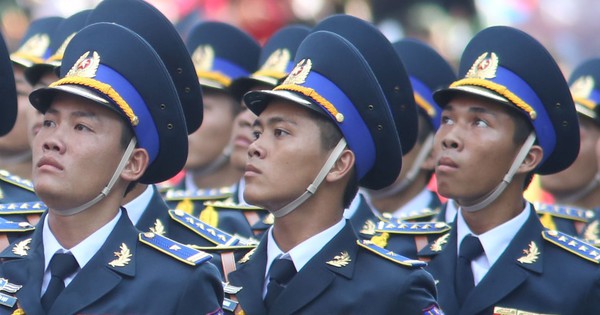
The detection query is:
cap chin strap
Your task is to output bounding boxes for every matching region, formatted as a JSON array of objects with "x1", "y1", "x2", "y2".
[
  {"x1": 461, "y1": 132, "x2": 537, "y2": 213},
  {"x1": 557, "y1": 173, "x2": 600, "y2": 205},
  {"x1": 55, "y1": 138, "x2": 138, "y2": 216},
  {"x1": 272, "y1": 138, "x2": 348, "y2": 218},
  {"x1": 368, "y1": 134, "x2": 434, "y2": 199},
  {"x1": 192, "y1": 144, "x2": 232, "y2": 177}
]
